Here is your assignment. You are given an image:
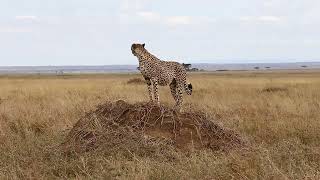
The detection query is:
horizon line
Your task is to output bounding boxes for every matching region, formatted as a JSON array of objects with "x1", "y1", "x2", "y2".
[{"x1": 0, "y1": 61, "x2": 320, "y2": 67}]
